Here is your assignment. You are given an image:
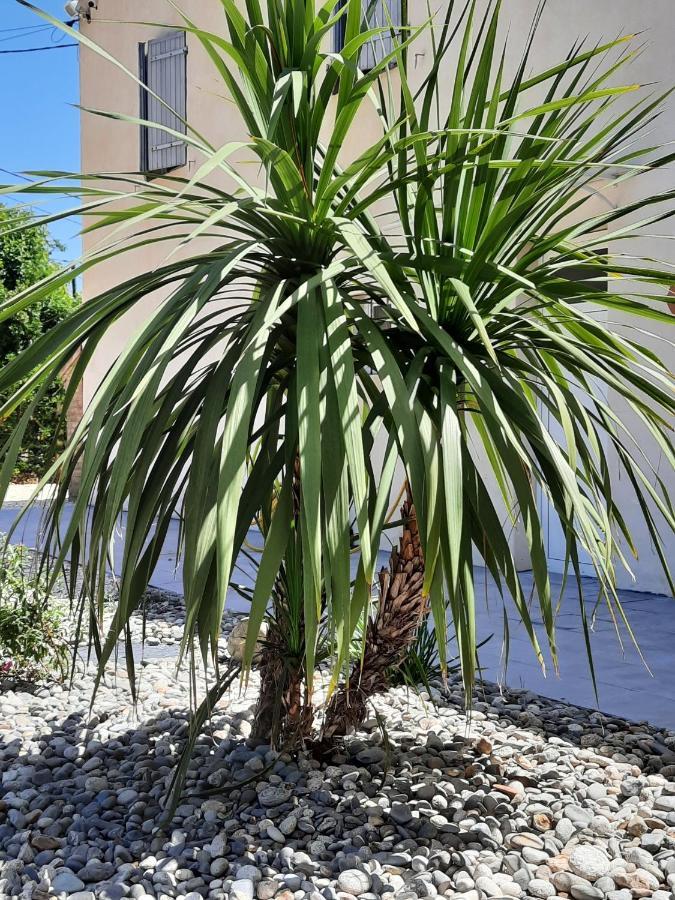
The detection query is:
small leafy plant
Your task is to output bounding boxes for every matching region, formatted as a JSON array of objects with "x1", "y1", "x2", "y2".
[
  {"x1": 391, "y1": 622, "x2": 493, "y2": 693},
  {"x1": 0, "y1": 538, "x2": 67, "y2": 682}
]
